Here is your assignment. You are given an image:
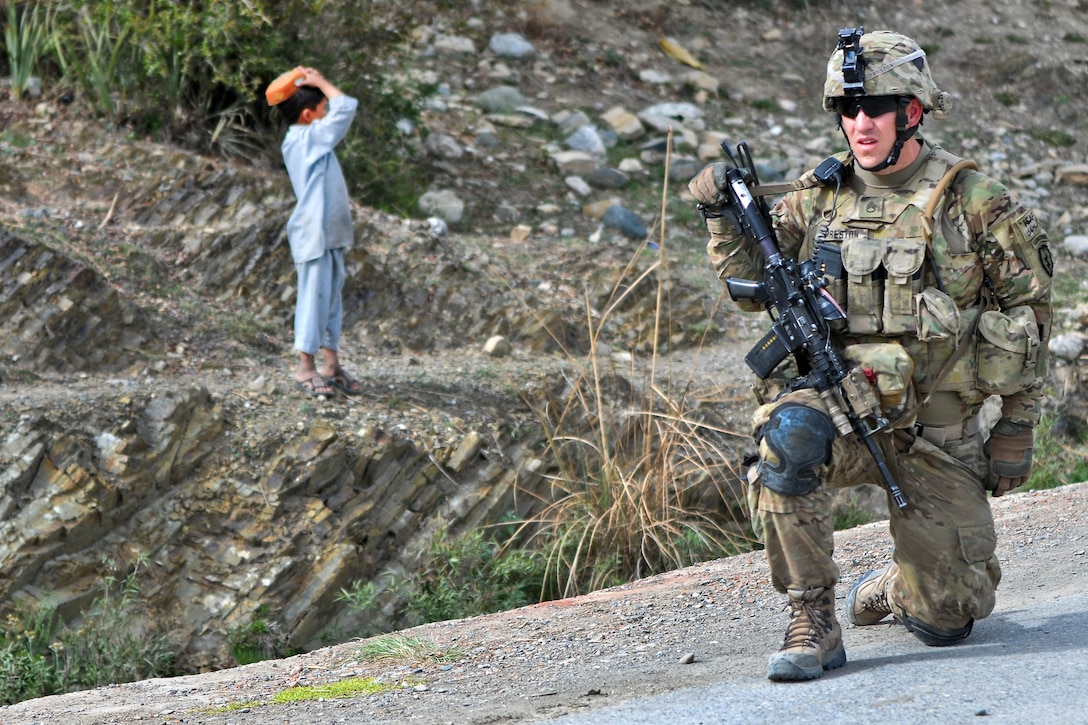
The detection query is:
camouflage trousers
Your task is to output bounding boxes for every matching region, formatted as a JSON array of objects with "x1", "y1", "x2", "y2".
[{"x1": 747, "y1": 389, "x2": 1001, "y2": 632}]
